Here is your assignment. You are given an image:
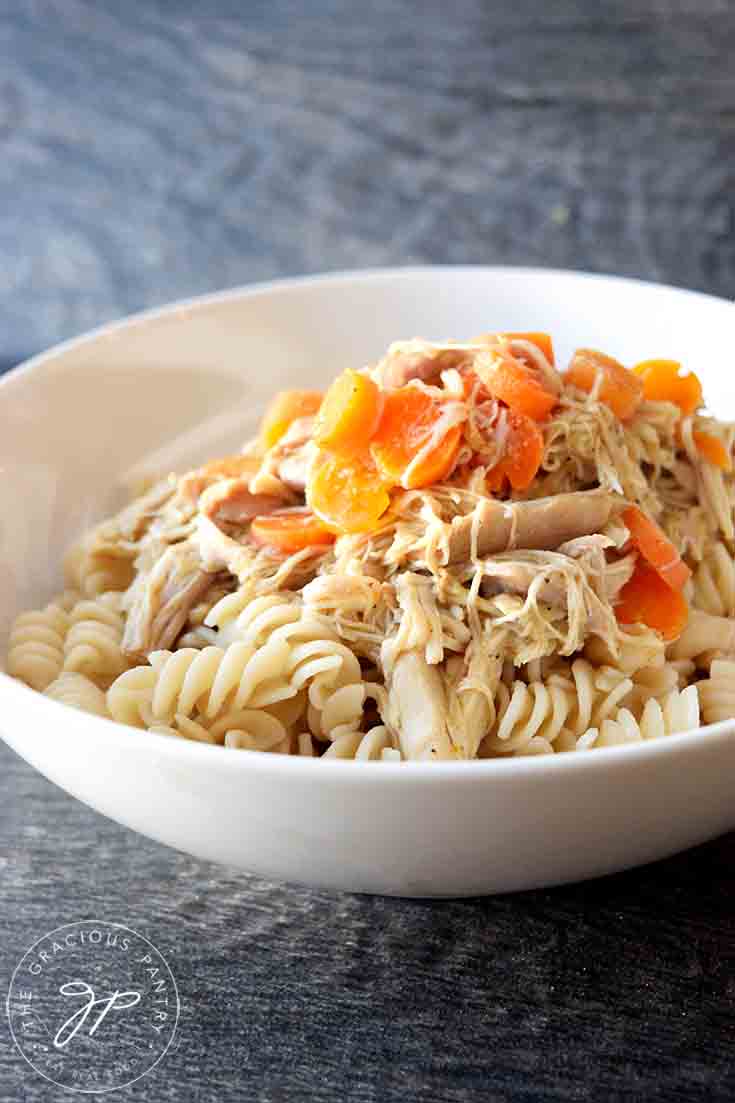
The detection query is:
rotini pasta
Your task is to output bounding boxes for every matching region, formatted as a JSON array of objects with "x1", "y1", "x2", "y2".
[
  {"x1": 699, "y1": 661, "x2": 735, "y2": 725},
  {"x1": 480, "y1": 660, "x2": 702, "y2": 758},
  {"x1": 577, "y1": 687, "x2": 700, "y2": 750},
  {"x1": 64, "y1": 538, "x2": 137, "y2": 597},
  {"x1": 151, "y1": 708, "x2": 291, "y2": 752},
  {"x1": 691, "y1": 543, "x2": 735, "y2": 618},
  {"x1": 6, "y1": 598, "x2": 71, "y2": 691},
  {"x1": 63, "y1": 593, "x2": 128, "y2": 682},
  {"x1": 480, "y1": 678, "x2": 573, "y2": 755},
  {"x1": 45, "y1": 672, "x2": 110, "y2": 717}
]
